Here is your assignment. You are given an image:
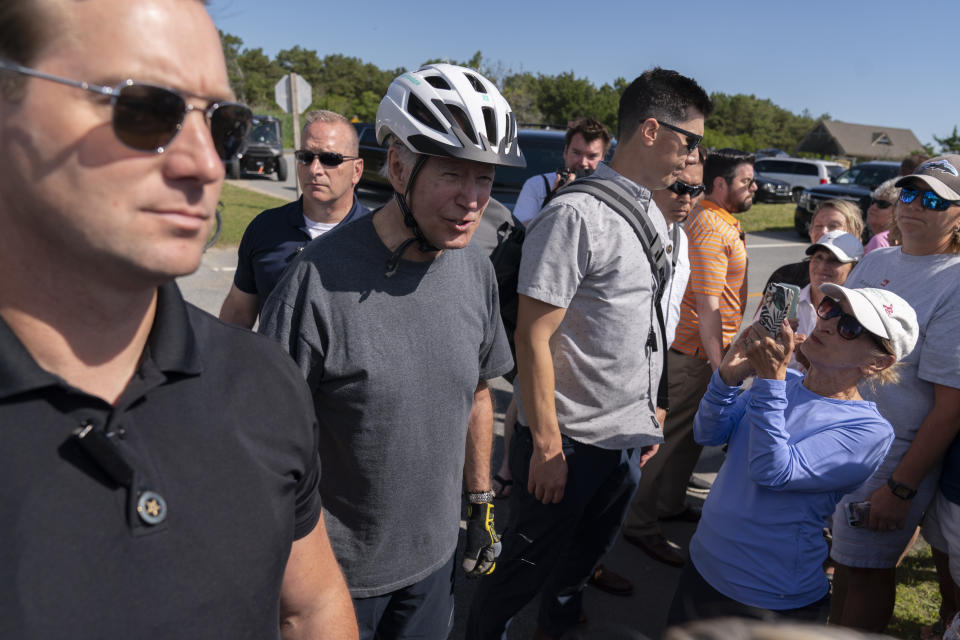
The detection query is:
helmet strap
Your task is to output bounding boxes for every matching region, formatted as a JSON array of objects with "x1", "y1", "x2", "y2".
[{"x1": 386, "y1": 154, "x2": 439, "y2": 276}]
